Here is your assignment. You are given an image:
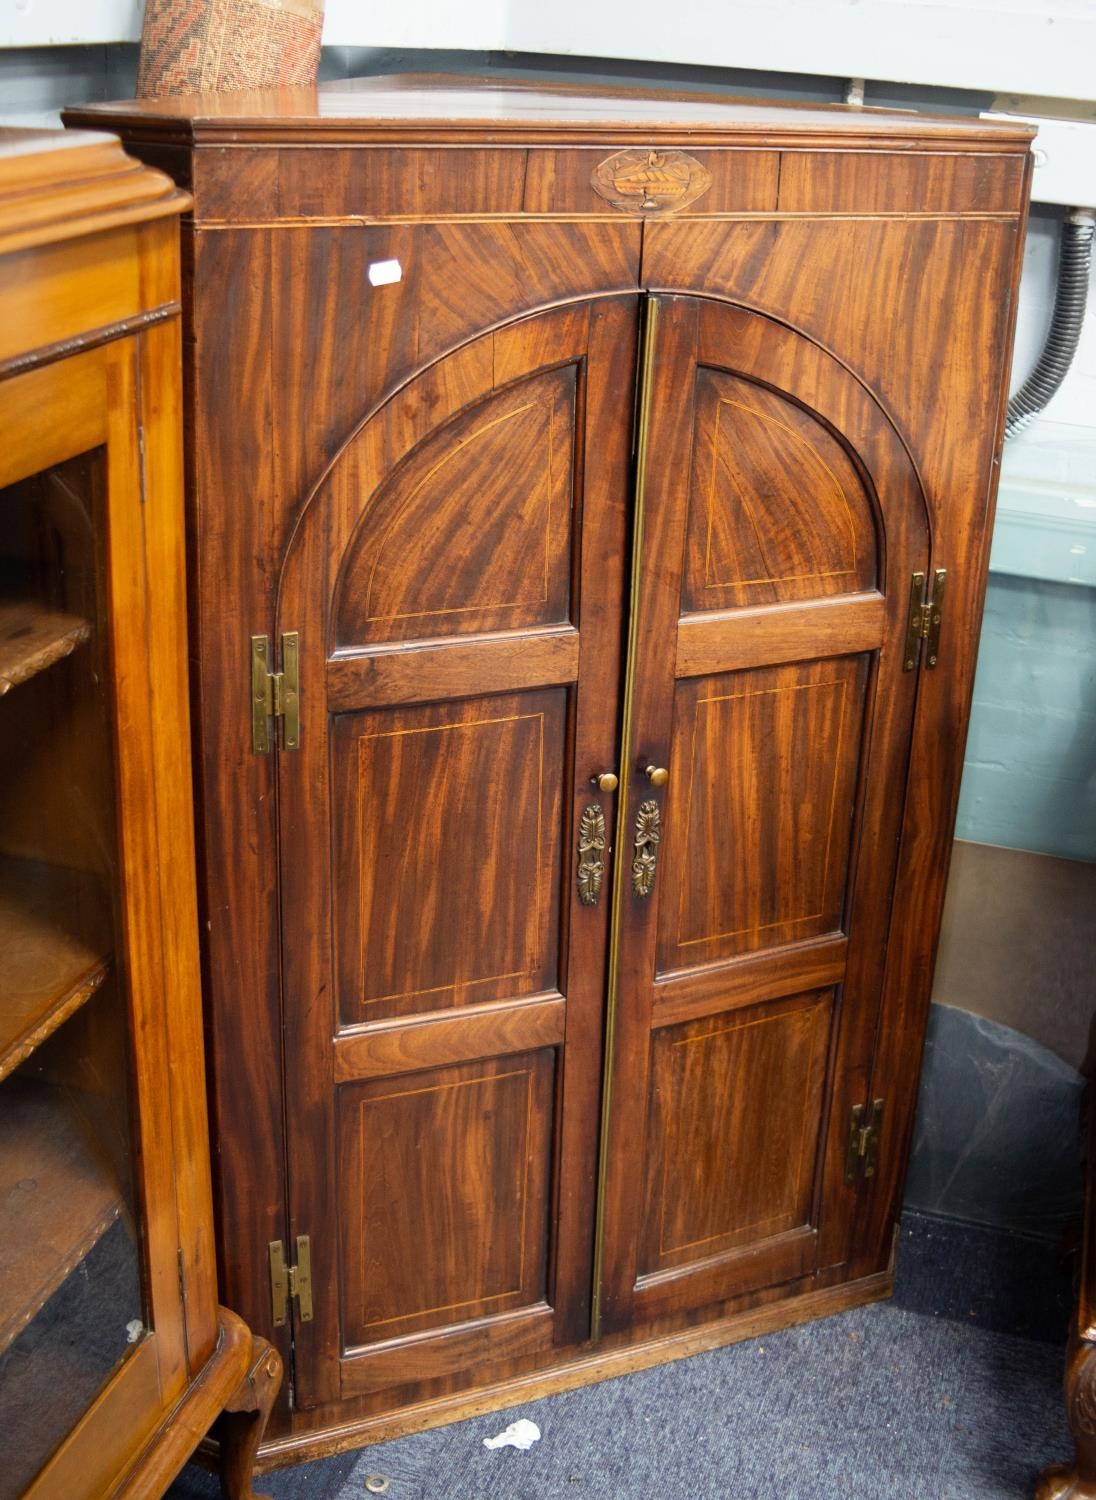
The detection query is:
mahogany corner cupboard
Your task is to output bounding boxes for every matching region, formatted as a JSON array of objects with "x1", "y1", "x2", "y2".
[{"x1": 65, "y1": 78, "x2": 1033, "y2": 1463}]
